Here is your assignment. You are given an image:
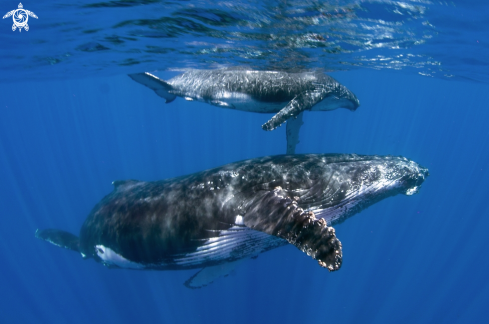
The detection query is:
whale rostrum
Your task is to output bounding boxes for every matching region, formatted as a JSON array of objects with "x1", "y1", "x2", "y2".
[
  {"x1": 36, "y1": 154, "x2": 428, "y2": 288},
  {"x1": 129, "y1": 69, "x2": 360, "y2": 154}
]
